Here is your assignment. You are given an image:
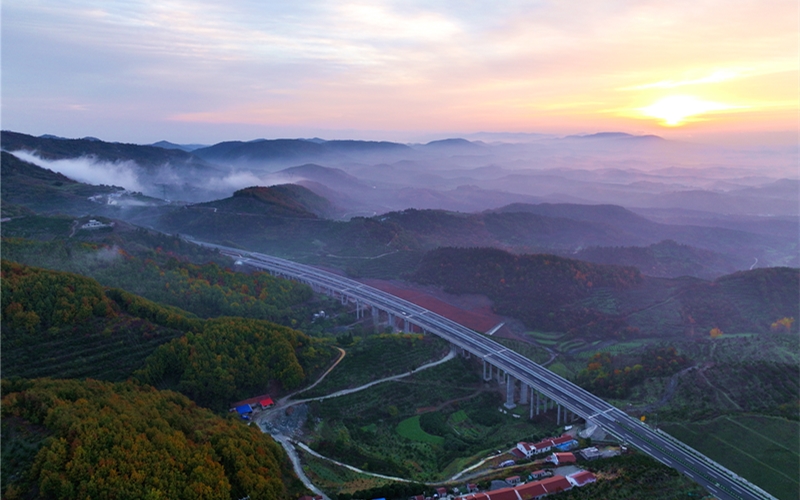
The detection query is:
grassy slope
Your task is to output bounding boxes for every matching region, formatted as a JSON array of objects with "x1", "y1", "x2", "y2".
[
  {"x1": 299, "y1": 334, "x2": 450, "y2": 398},
  {"x1": 661, "y1": 416, "x2": 799, "y2": 500}
]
